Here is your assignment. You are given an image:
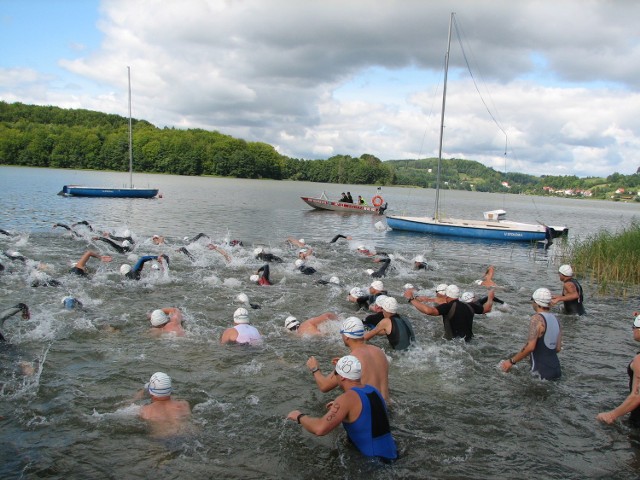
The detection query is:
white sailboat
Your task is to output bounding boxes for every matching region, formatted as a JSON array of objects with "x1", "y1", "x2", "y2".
[
  {"x1": 59, "y1": 67, "x2": 159, "y2": 199},
  {"x1": 386, "y1": 13, "x2": 567, "y2": 242}
]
